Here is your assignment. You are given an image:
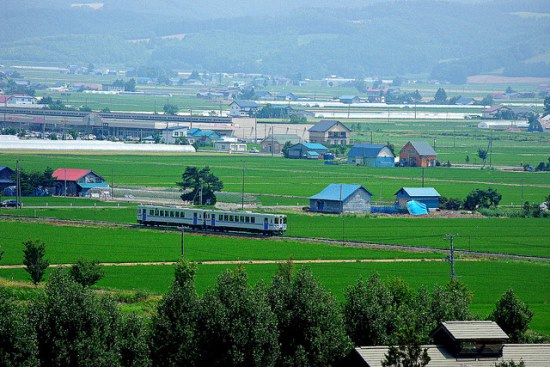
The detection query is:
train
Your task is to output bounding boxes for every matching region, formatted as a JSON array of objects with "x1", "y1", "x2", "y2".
[{"x1": 137, "y1": 205, "x2": 287, "y2": 235}]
